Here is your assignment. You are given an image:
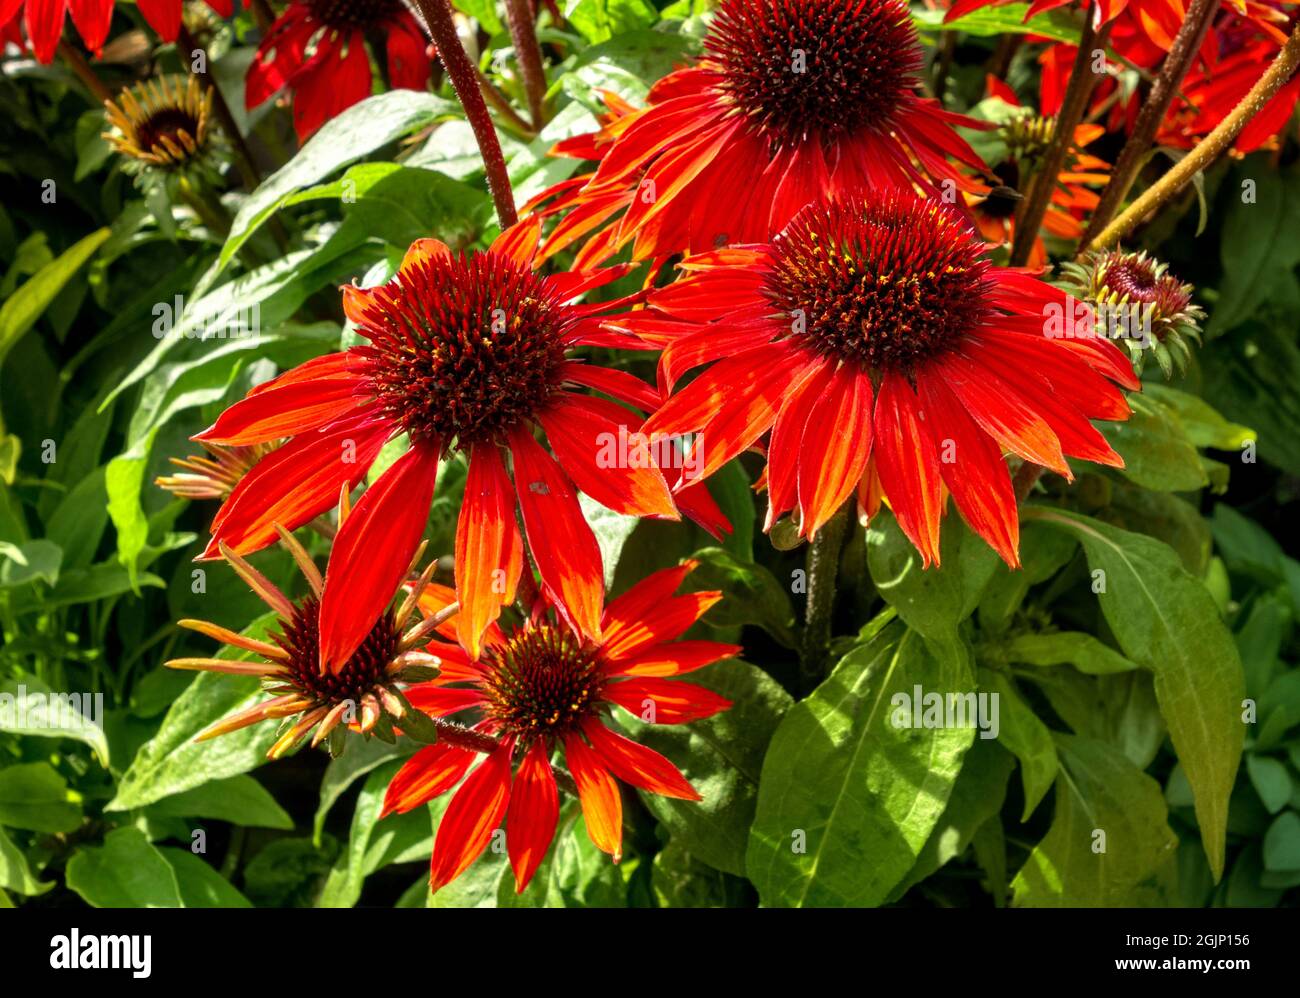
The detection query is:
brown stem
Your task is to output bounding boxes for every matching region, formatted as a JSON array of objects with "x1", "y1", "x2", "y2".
[
  {"x1": 250, "y1": 0, "x2": 276, "y2": 32},
  {"x1": 1090, "y1": 22, "x2": 1300, "y2": 251},
  {"x1": 503, "y1": 0, "x2": 548, "y2": 130},
  {"x1": 414, "y1": 0, "x2": 519, "y2": 228},
  {"x1": 177, "y1": 25, "x2": 262, "y2": 190},
  {"x1": 1009, "y1": 5, "x2": 1110, "y2": 265},
  {"x1": 58, "y1": 41, "x2": 114, "y2": 105},
  {"x1": 1012, "y1": 462, "x2": 1046, "y2": 503},
  {"x1": 1080, "y1": 0, "x2": 1218, "y2": 249}
]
